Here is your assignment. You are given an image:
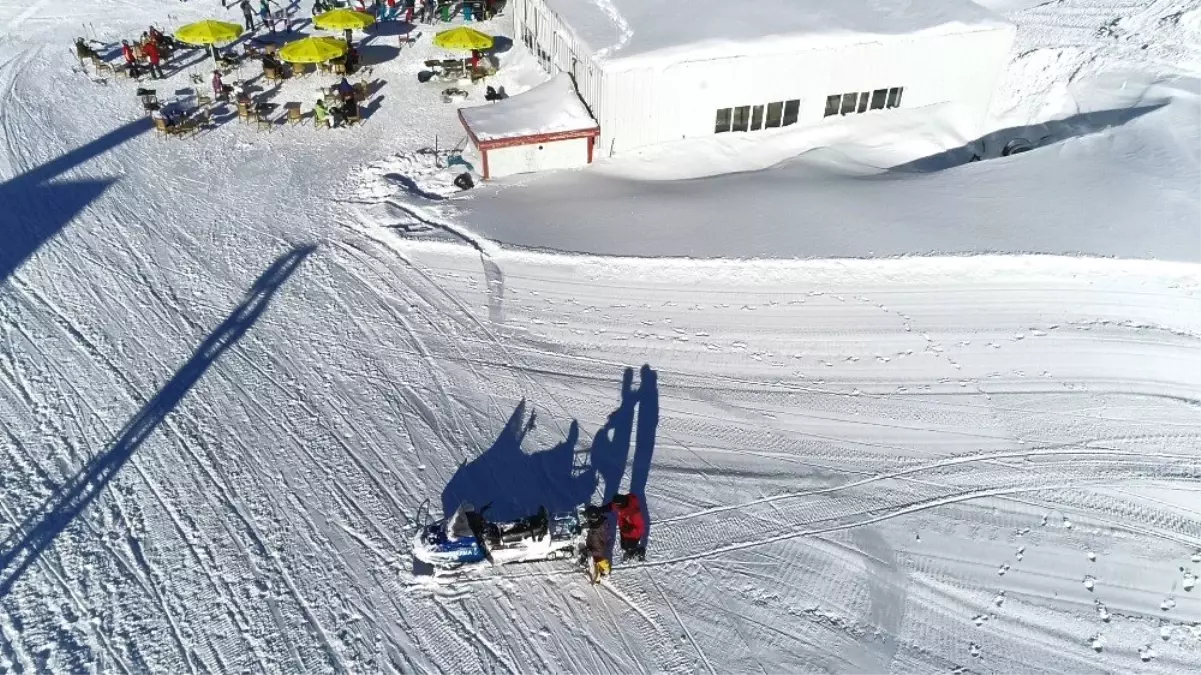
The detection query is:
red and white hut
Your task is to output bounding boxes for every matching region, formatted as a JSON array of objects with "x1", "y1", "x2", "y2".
[{"x1": 459, "y1": 75, "x2": 600, "y2": 180}]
